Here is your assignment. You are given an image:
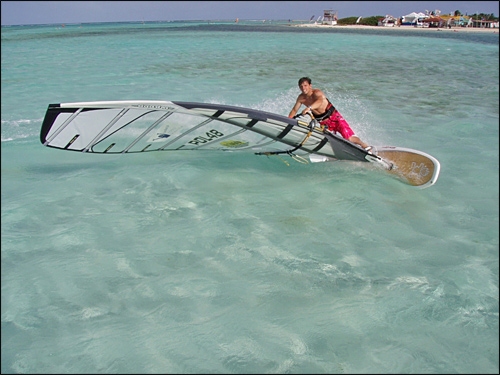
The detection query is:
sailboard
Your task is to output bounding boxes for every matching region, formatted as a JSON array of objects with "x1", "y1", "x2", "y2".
[{"x1": 40, "y1": 100, "x2": 440, "y2": 188}]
